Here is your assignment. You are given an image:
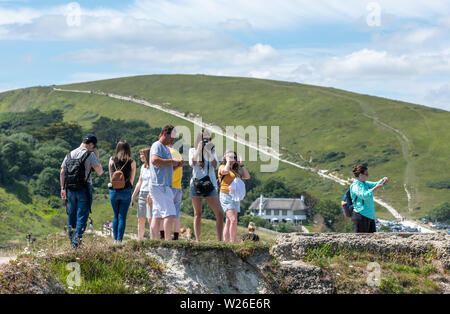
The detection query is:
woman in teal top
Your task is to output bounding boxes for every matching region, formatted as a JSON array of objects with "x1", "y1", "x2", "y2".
[{"x1": 350, "y1": 165, "x2": 388, "y2": 233}]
